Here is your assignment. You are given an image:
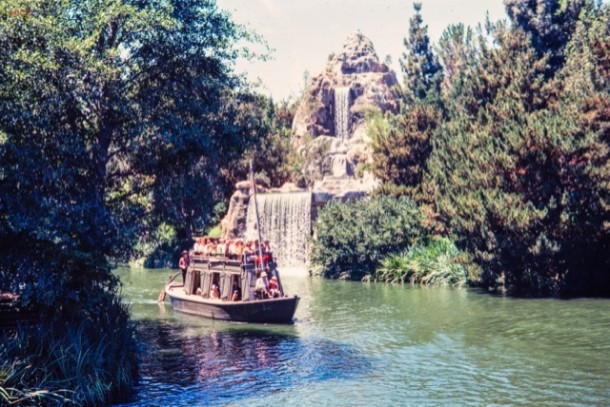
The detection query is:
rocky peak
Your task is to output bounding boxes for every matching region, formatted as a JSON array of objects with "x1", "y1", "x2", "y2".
[
  {"x1": 331, "y1": 32, "x2": 388, "y2": 76},
  {"x1": 291, "y1": 32, "x2": 399, "y2": 187}
]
